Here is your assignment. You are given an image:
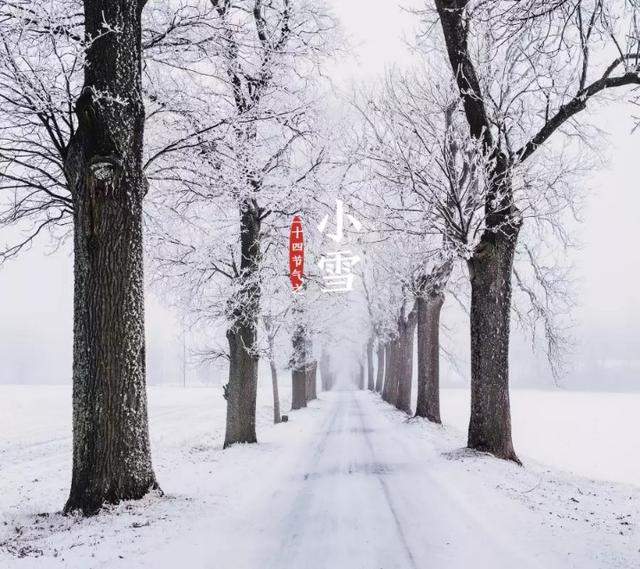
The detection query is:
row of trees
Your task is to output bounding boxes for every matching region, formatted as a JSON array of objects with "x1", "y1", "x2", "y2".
[
  {"x1": 0, "y1": 0, "x2": 340, "y2": 515},
  {"x1": 1, "y1": 0, "x2": 639, "y2": 515},
  {"x1": 354, "y1": 0, "x2": 640, "y2": 463}
]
